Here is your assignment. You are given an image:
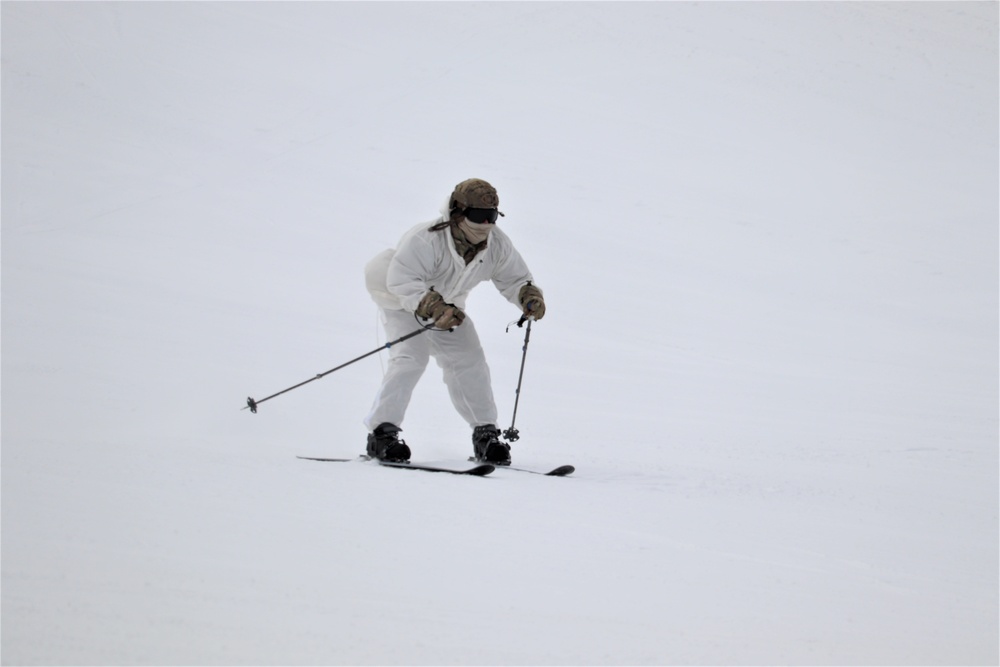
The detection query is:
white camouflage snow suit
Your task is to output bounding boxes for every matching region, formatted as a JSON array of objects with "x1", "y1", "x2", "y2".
[{"x1": 363, "y1": 201, "x2": 538, "y2": 430}]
